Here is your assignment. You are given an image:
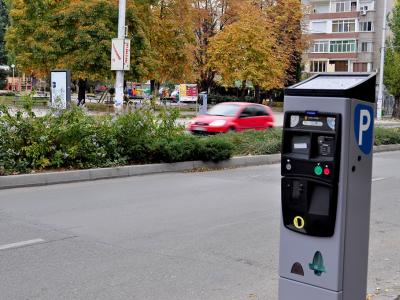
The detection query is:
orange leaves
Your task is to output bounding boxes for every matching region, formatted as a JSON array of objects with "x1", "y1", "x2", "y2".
[
  {"x1": 147, "y1": 0, "x2": 196, "y2": 83},
  {"x1": 207, "y1": 0, "x2": 301, "y2": 90}
]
